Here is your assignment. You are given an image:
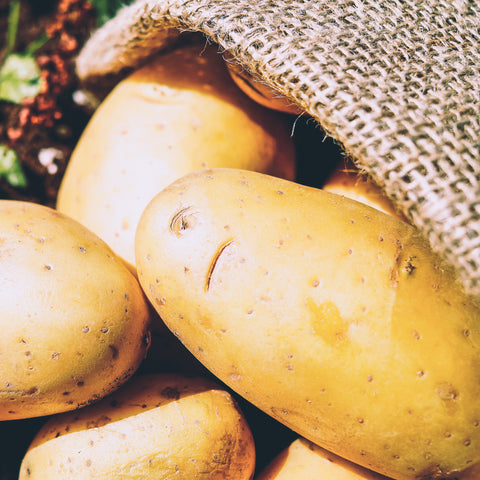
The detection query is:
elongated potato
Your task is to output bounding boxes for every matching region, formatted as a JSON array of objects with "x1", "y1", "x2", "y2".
[
  {"x1": 57, "y1": 41, "x2": 296, "y2": 270},
  {"x1": 257, "y1": 437, "x2": 389, "y2": 480},
  {"x1": 135, "y1": 168, "x2": 480, "y2": 480},
  {"x1": 0, "y1": 200, "x2": 151, "y2": 420},
  {"x1": 19, "y1": 373, "x2": 256, "y2": 480}
]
